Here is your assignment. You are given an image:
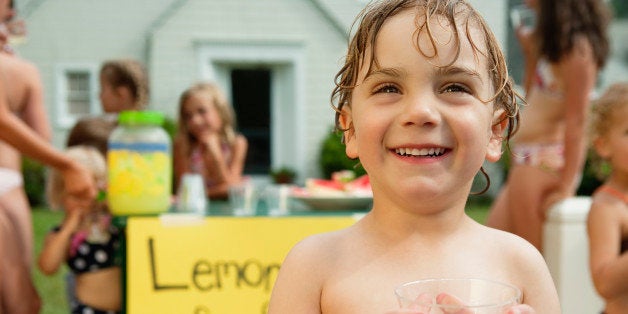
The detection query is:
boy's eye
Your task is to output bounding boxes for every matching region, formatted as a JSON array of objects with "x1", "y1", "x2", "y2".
[
  {"x1": 374, "y1": 84, "x2": 399, "y2": 94},
  {"x1": 441, "y1": 83, "x2": 471, "y2": 94}
]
